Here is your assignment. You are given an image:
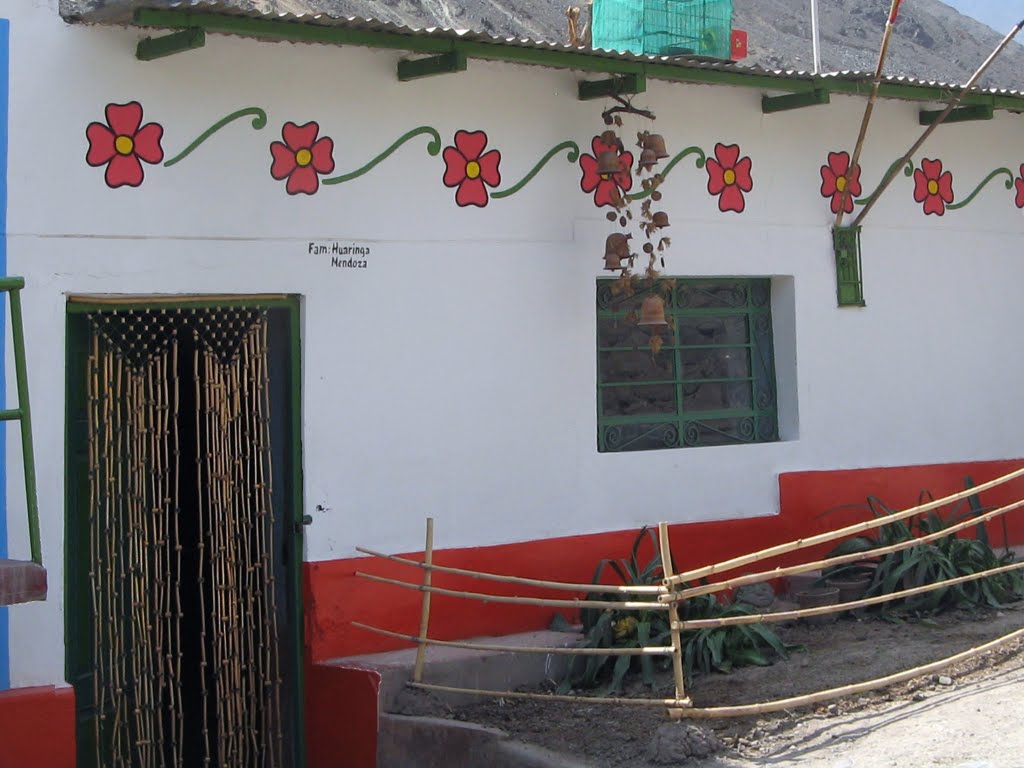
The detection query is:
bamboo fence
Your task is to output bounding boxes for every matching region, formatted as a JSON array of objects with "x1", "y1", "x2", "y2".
[{"x1": 353, "y1": 476, "x2": 1024, "y2": 717}]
